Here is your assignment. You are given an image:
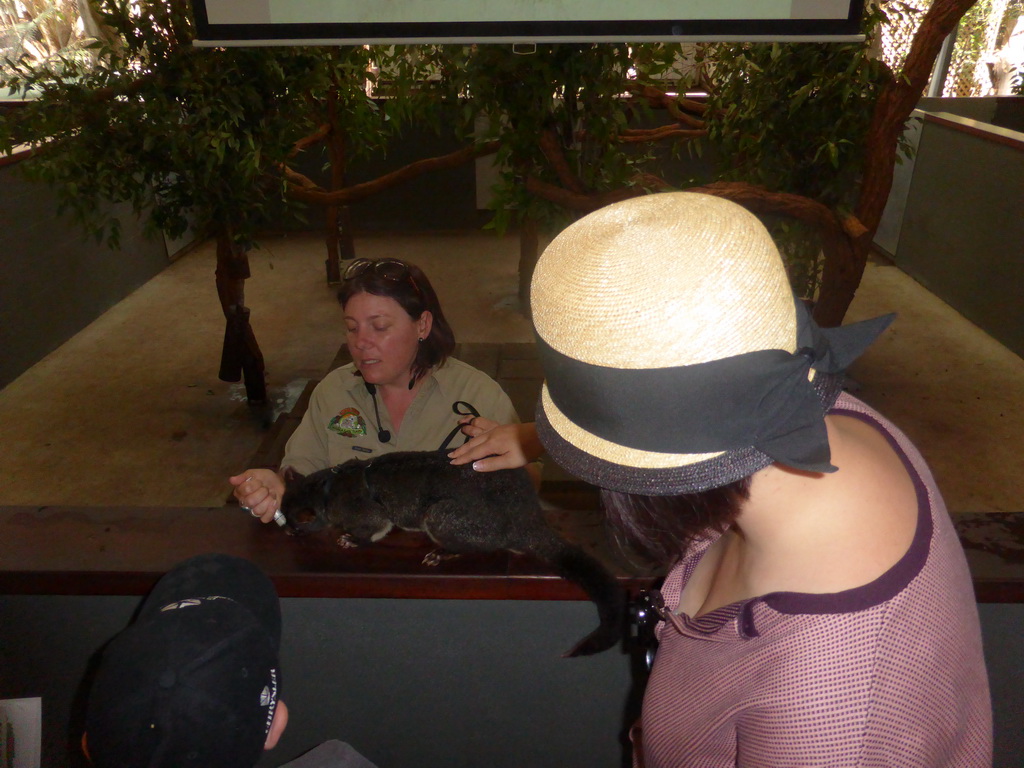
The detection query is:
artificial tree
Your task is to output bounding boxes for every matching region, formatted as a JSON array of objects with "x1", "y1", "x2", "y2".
[
  {"x1": 0, "y1": 0, "x2": 335, "y2": 401},
  {"x1": 278, "y1": 44, "x2": 447, "y2": 284},
  {"x1": 280, "y1": 45, "x2": 502, "y2": 282},
  {"x1": 2, "y1": 0, "x2": 983, "y2": 411},
  {"x1": 0, "y1": 3, "x2": 497, "y2": 402},
  {"x1": 1, "y1": 4, "x2": 505, "y2": 402},
  {"x1": 498, "y1": 0, "x2": 981, "y2": 326},
  {"x1": 416, "y1": 41, "x2": 697, "y2": 307}
]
